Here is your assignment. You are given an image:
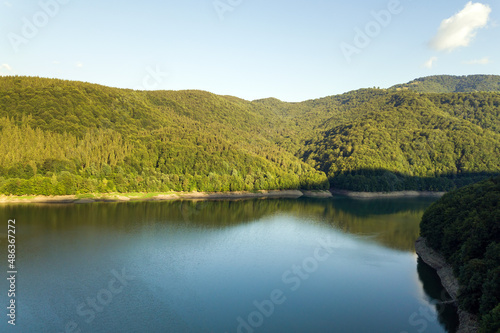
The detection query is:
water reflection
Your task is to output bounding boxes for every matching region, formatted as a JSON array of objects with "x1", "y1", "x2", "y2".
[
  {"x1": 1, "y1": 196, "x2": 435, "y2": 252},
  {"x1": 416, "y1": 257, "x2": 459, "y2": 333}
]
